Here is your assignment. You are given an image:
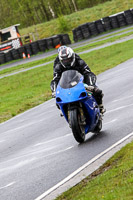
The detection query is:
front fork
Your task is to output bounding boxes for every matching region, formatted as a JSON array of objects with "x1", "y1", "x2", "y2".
[{"x1": 68, "y1": 103, "x2": 86, "y2": 127}]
